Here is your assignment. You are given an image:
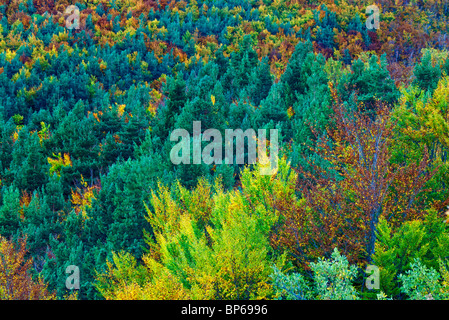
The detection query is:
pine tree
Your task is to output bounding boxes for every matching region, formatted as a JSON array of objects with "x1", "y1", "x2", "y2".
[
  {"x1": 413, "y1": 50, "x2": 442, "y2": 93},
  {"x1": 0, "y1": 185, "x2": 20, "y2": 238},
  {"x1": 10, "y1": 130, "x2": 48, "y2": 192},
  {"x1": 248, "y1": 56, "x2": 273, "y2": 106},
  {"x1": 337, "y1": 54, "x2": 400, "y2": 110},
  {"x1": 153, "y1": 71, "x2": 187, "y2": 139},
  {"x1": 280, "y1": 40, "x2": 314, "y2": 106},
  {"x1": 222, "y1": 35, "x2": 259, "y2": 97}
]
